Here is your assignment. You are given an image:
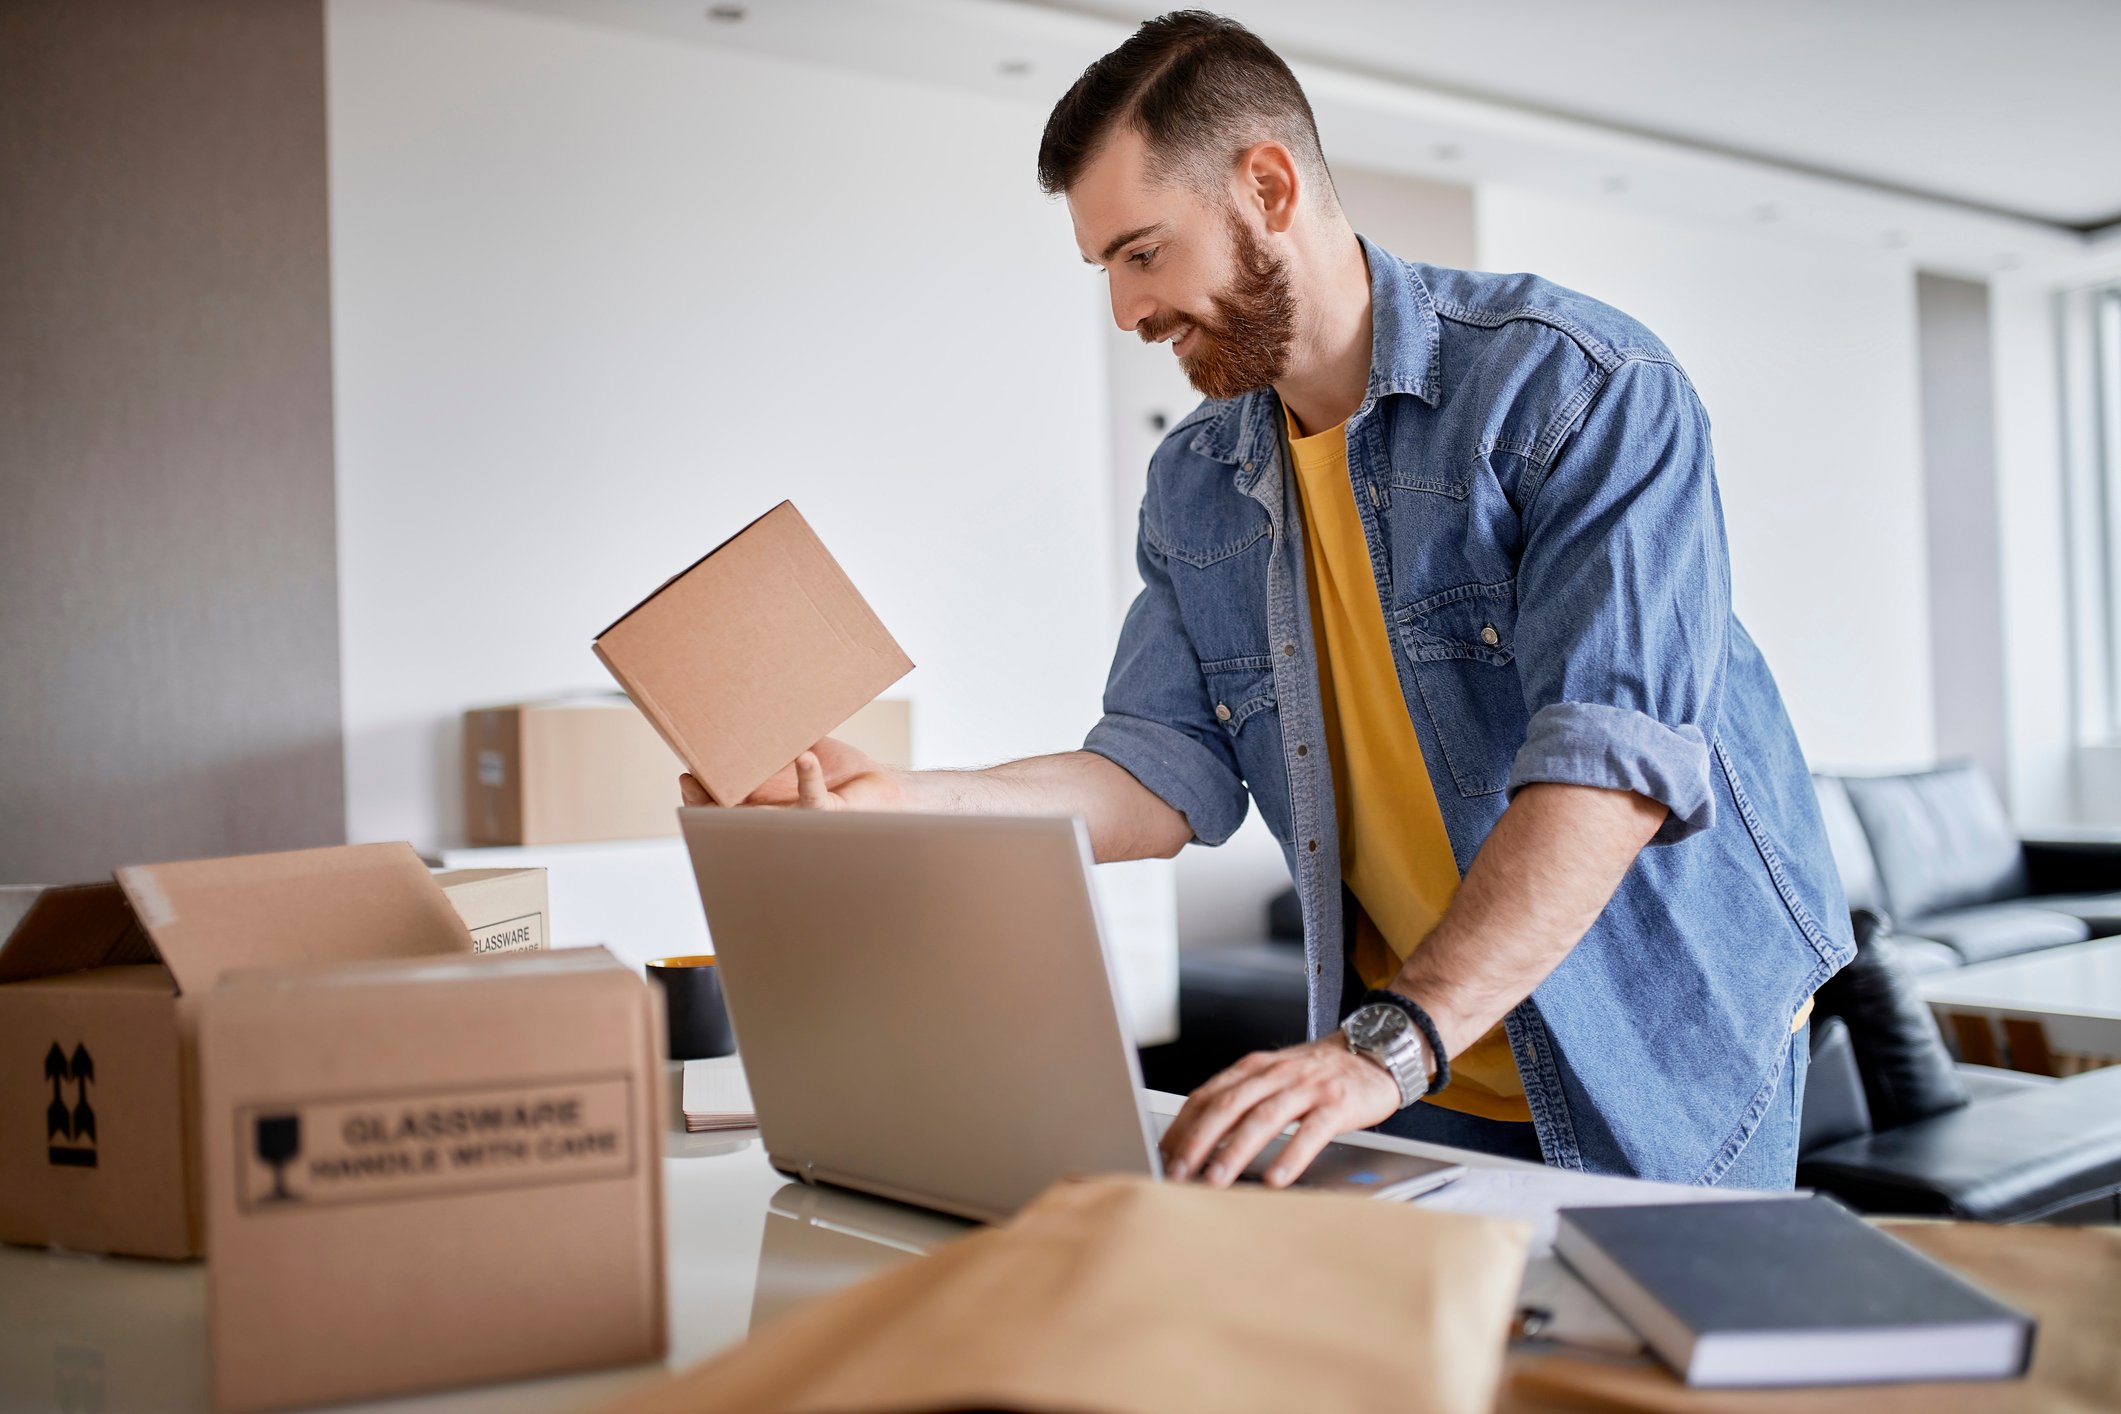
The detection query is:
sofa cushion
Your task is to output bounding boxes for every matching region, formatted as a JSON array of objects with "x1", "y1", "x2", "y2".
[
  {"x1": 2021, "y1": 890, "x2": 2121, "y2": 938},
  {"x1": 1900, "y1": 902, "x2": 2090, "y2": 965},
  {"x1": 1890, "y1": 935, "x2": 1963, "y2": 976},
  {"x1": 1814, "y1": 911, "x2": 1970, "y2": 1128},
  {"x1": 1842, "y1": 763, "x2": 2027, "y2": 920},
  {"x1": 1811, "y1": 775, "x2": 1884, "y2": 914}
]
